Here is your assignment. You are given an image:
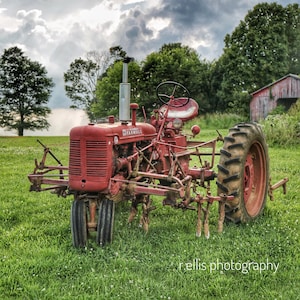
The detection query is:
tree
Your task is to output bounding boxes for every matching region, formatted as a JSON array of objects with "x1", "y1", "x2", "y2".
[
  {"x1": 215, "y1": 2, "x2": 300, "y2": 116},
  {"x1": 92, "y1": 60, "x2": 141, "y2": 118},
  {"x1": 138, "y1": 43, "x2": 211, "y2": 114},
  {"x1": 92, "y1": 43, "x2": 213, "y2": 118},
  {"x1": 64, "y1": 46, "x2": 127, "y2": 120},
  {"x1": 0, "y1": 47, "x2": 53, "y2": 136},
  {"x1": 285, "y1": 4, "x2": 300, "y2": 74},
  {"x1": 109, "y1": 45, "x2": 127, "y2": 63}
]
